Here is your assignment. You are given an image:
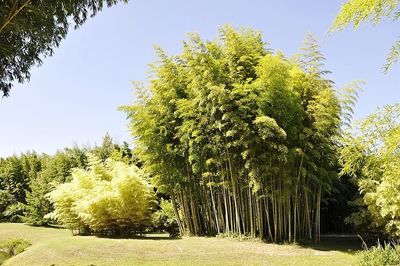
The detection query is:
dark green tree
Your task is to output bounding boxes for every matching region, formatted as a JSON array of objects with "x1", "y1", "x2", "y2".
[
  {"x1": 94, "y1": 133, "x2": 115, "y2": 162},
  {"x1": 0, "y1": 152, "x2": 42, "y2": 221},
  {"x1": 23, "y1": 147, "x2": 88, "y2": 225},
  {"x1": 0, "y1": 0, "x2": 128, "y2": 96}
]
